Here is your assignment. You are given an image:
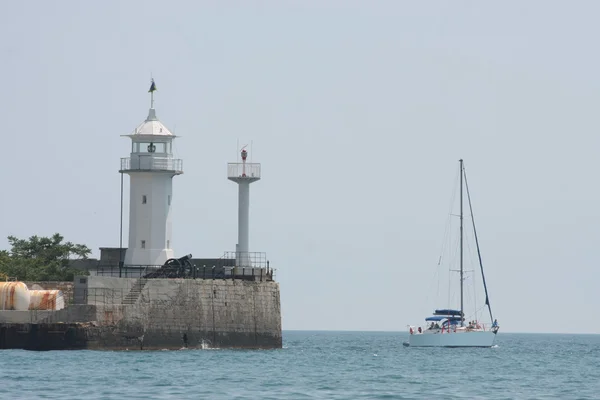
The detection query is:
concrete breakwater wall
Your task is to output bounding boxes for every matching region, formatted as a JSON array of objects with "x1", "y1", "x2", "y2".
[
  {"x1": 0, "y1": 322, "x2": 90, "y2": 350},
  {"x1": 0, "y1": 276, "x2": 282, "y2": 350},
  {"x1": 80, "y1": 276, "x2": 282, "y2": 349}
]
